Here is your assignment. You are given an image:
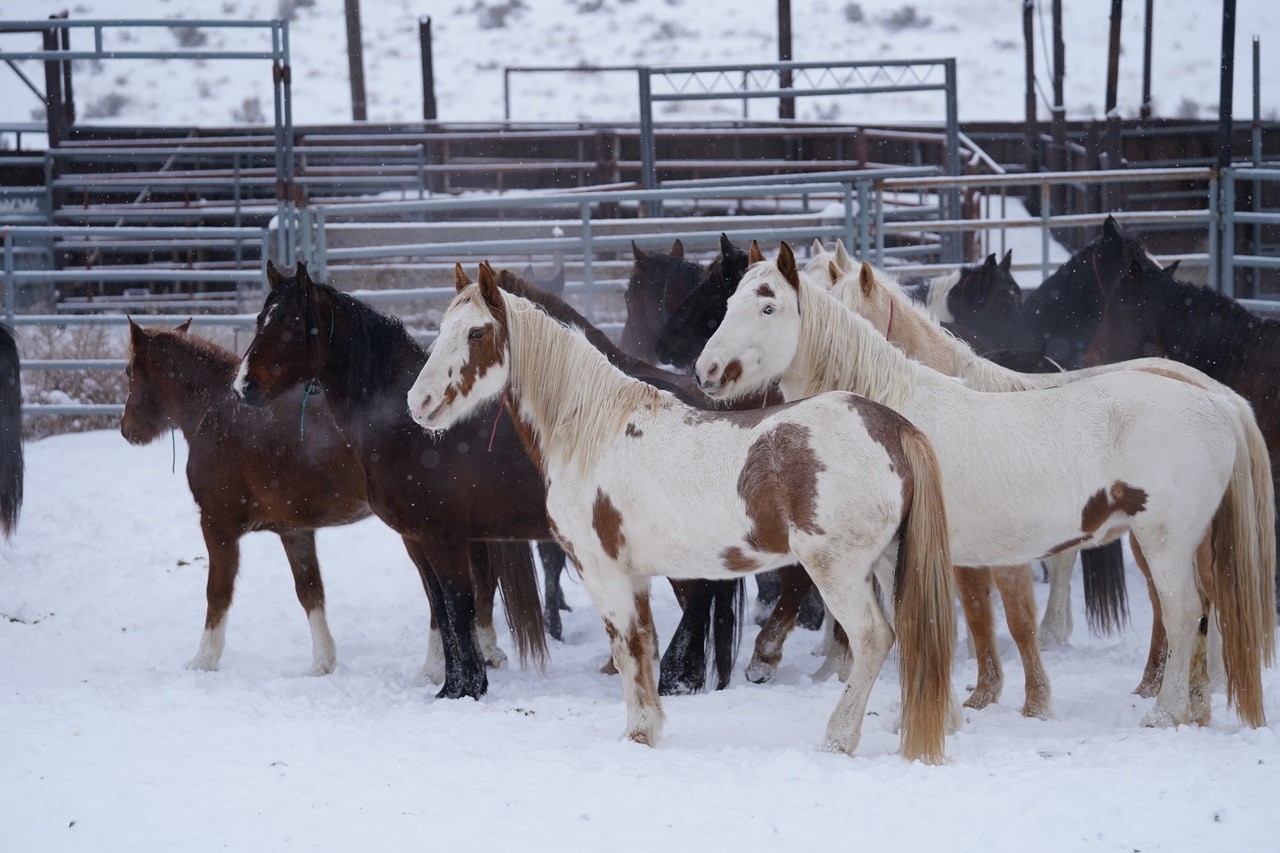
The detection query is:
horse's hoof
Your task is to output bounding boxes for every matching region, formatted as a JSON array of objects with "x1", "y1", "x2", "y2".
[
  {"x1": 744, "y1": 657, "x2": 777, "y2": 684},
  {"x1": 185, "y1": 655, "x2": 219, "y2": 672},
  {"x1": 599, "y1": 657, "x2": 619, "y2": 676},
  {"x1": 304, "y1": 659, "x2": 336, "y2": 677},
  {"x1": 1133, "y1": 677, "x2": 1162, "y2": 698},
  {"x1": 963, "y1": 686, "x2": 1000, "y2": 710},
  {"x1": 658, "y1": 679, "x2": 698, "y2": 697},
  {"x1": 1140, "y1": 706, "x2": 1177, "y2": 728},
  {"x1": 1021, "y1": 699, "x2": 1052, "y2": 720},
  {"x1": 435, "y1": 677, "x2": 487, "y2": 701},
  {"x1": 545, "y1": 608, "x2": 564, "y2": 642},
  {"x1": 411, "y1": 665, "x2": 445, "y2": 688},
  {"x1": 484, "y1": 646, "x2": 508, "y2": 669}
]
